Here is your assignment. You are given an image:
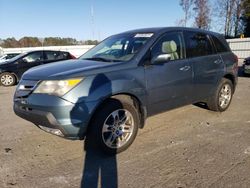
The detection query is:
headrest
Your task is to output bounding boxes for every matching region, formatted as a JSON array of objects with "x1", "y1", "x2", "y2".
[{"x1": 162, "y1": 41, "x2": 177, "y2": 53}]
